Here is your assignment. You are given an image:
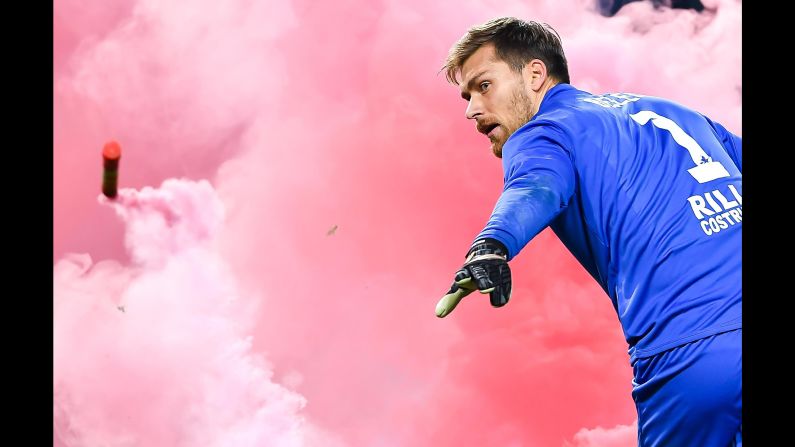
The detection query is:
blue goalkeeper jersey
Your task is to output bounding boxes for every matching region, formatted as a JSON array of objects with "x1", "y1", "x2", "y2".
[{"x1": 476, "y1": 83, "x2": 742, "y2": 361}]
